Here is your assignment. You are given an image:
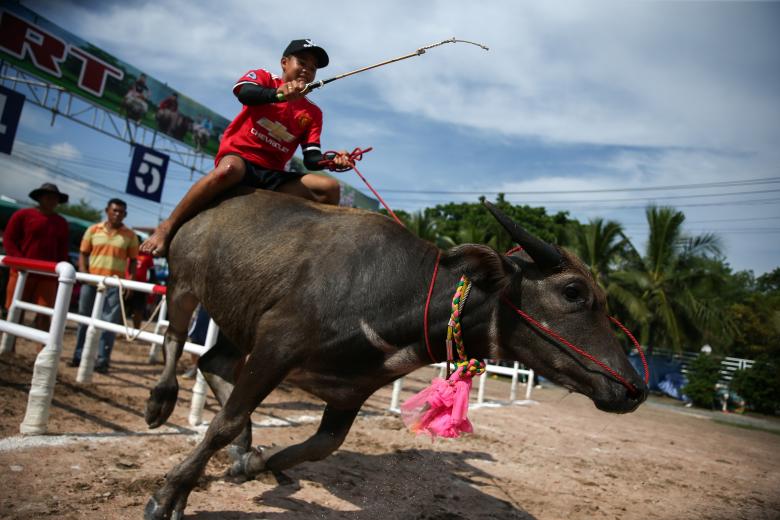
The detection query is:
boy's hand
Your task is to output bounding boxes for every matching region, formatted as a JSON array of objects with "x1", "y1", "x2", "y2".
[
  {"x1": 331, "y1": 151, "x2": 352, "y2": 170},
  {"x1": 277, "y1": 80, "x2": 307, "y2": 101}
]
